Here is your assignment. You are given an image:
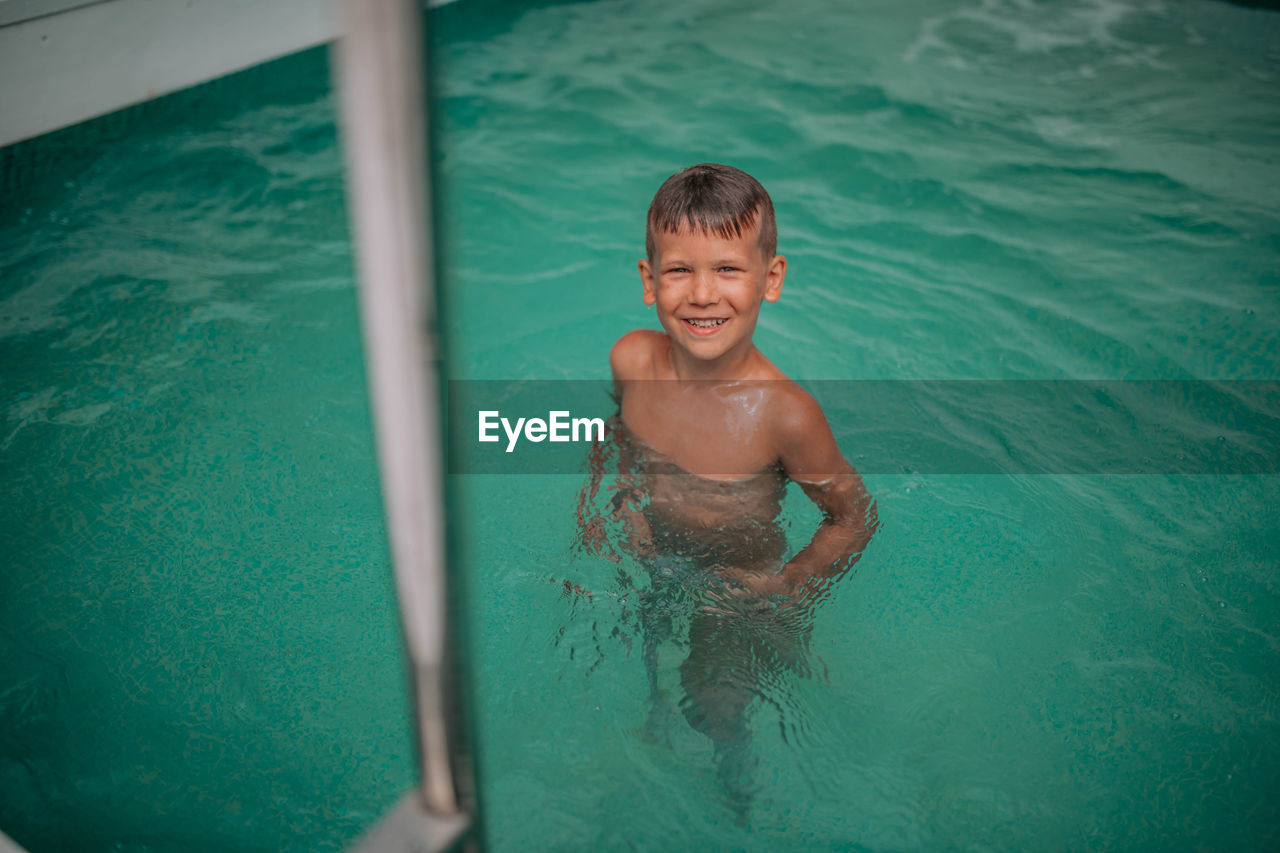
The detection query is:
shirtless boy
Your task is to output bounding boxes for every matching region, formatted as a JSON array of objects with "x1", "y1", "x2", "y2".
[
  {"x1": 609, "y1": 162, "x2": 874, "y2": 599},
  {"x1": 601, "y1": 163, "x2": 876, "y2": 818}
]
